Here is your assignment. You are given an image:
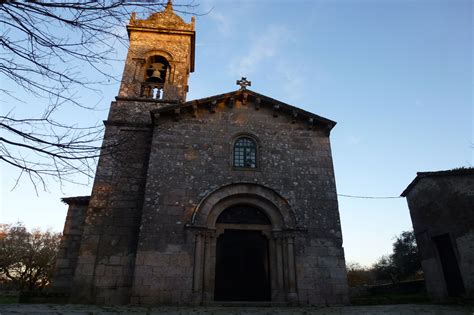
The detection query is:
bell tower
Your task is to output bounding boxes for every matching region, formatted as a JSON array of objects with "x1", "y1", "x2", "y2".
[{"x1": 119, "y1": 1, "x2": 195, "y2": 101}]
